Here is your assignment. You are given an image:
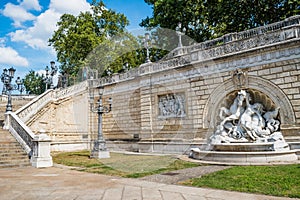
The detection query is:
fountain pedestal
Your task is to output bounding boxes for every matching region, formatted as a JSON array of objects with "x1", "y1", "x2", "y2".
[{"x1": 190, "y1": 146, "x2": 298, "y2": 165}]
